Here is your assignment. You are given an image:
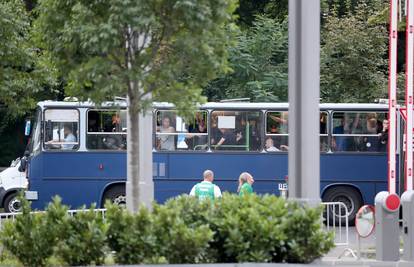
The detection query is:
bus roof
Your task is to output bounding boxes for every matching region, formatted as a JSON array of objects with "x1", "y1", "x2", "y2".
[{"x1": 37, "y1": 100, "x2": 390, "y2": 111}]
